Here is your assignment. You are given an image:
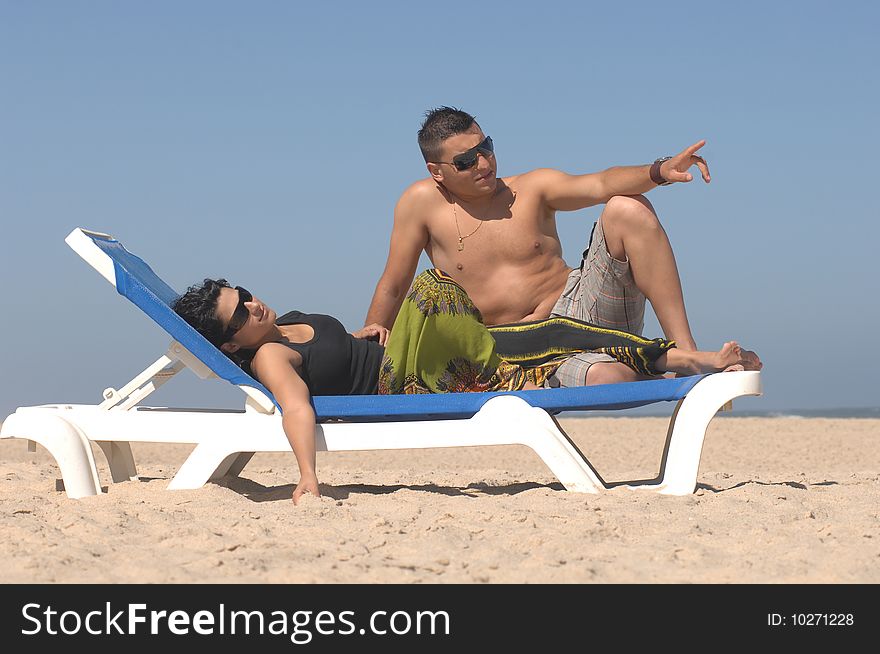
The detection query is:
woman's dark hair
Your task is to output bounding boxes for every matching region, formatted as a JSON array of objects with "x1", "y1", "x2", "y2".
[
  {"x1": 172, "y1": 278, "x2": 230, "y2": 347},
  {"x1": 417, "y1": 106, "x2": 479, "y2": 163},
  {"x1": 172, "y1": 278, "x2": 255, "y2": 371}
]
